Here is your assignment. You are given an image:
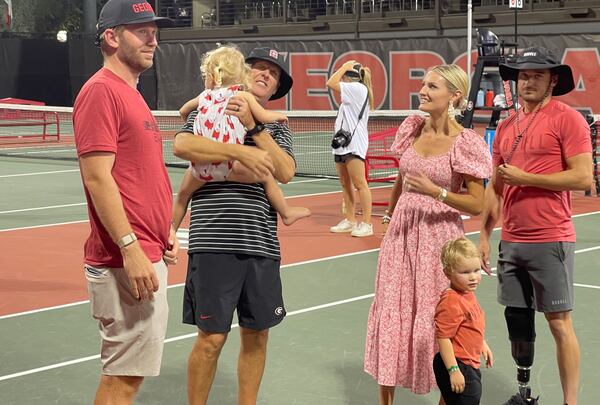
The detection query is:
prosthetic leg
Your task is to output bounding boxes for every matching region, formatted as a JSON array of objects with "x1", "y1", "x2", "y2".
[{"x1": 502, "y1": 307, "x2": 540, "y2": 405}]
